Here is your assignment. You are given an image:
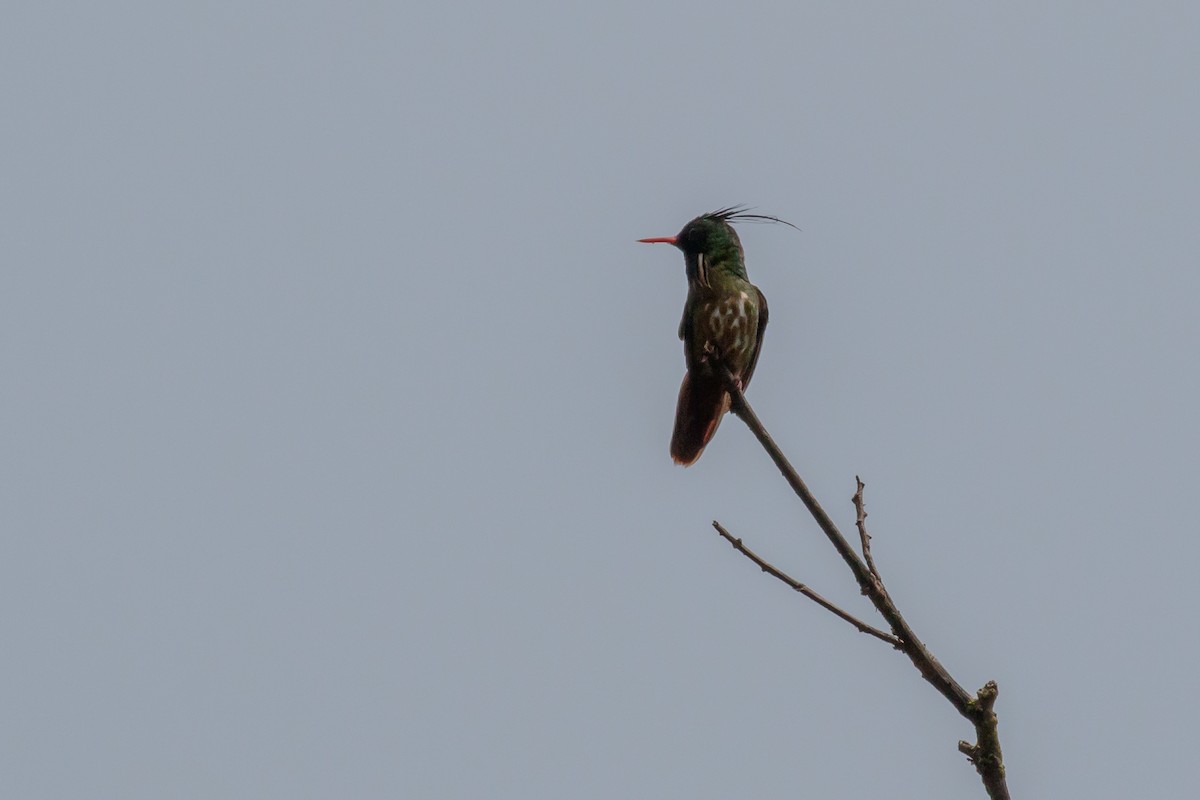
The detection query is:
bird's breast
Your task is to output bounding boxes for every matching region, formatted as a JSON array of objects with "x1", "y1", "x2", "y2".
[{"x1": 692, "y1": 290, "x2": 759, "y2": 371}]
